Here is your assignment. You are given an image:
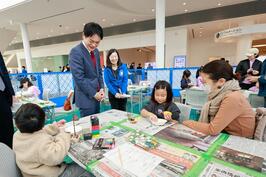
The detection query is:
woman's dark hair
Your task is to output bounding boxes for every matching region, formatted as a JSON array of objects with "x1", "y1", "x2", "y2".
[
  {"x1": 151, "y1": 80, "x2": 173, "y2": 104},
  {"x1": 202, "y1": 60, "x2": 235, "y2": 81},
  {"x1": 196, "y1": 66, "x2": 203, "y2": 78},
  {"x1": 14, "y1": 103, "x2": 45, "y2": 133},
  {"x1": 182, "y1": 69, "x2": 191, "y2": 79},
  {"x1": 106, "y1": 49, "x2": 122, "y2": 68},
  {"x1": 83, "y1": 22, "x2": 103, "y2": 39},
  {"x1": 19, "y1": 77, "x2": 33, "y2": 89}
]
